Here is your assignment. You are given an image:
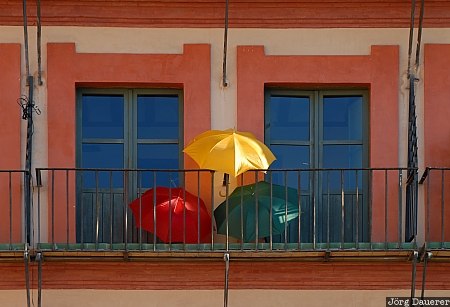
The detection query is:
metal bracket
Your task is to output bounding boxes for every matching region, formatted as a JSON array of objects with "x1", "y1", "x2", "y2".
[
  {"x1": 420, "y1": 251, "x2": 432, "y2": 302},
  {"x1": 23, "y1": 246, "x2": 31, "y2": 307},
  {"x1": 324, "y1": 251, "x2": 331, "y2": 262},
  {"x1": 224, "y1": 253, "x2": 230, "y2": 307},
  {"x1": 409, "y1": 250, "x2": 419, "y2": 304},
  {"x1": 408, "y1": 248, "x2": 432, "y2": 304},
  {"x1": 36, "y1": 252, "x2": 43, "y2": 307}
]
